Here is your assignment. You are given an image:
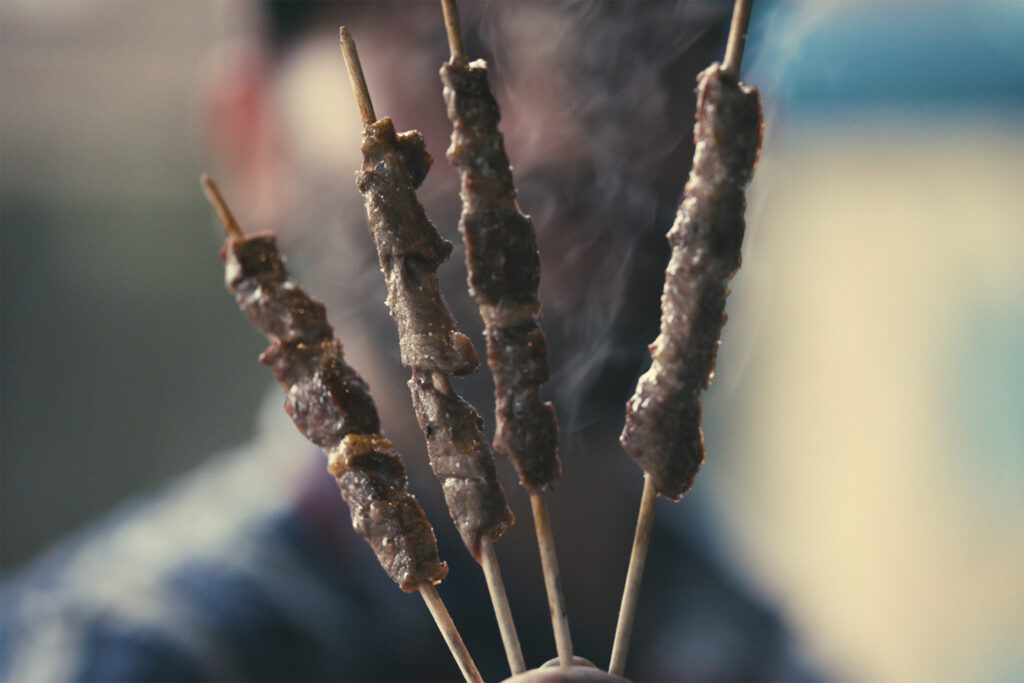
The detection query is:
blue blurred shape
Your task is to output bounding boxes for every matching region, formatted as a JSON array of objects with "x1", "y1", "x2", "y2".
[{"x1": 748, "y1": 1, "x2": 1024, "y2": 108}]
